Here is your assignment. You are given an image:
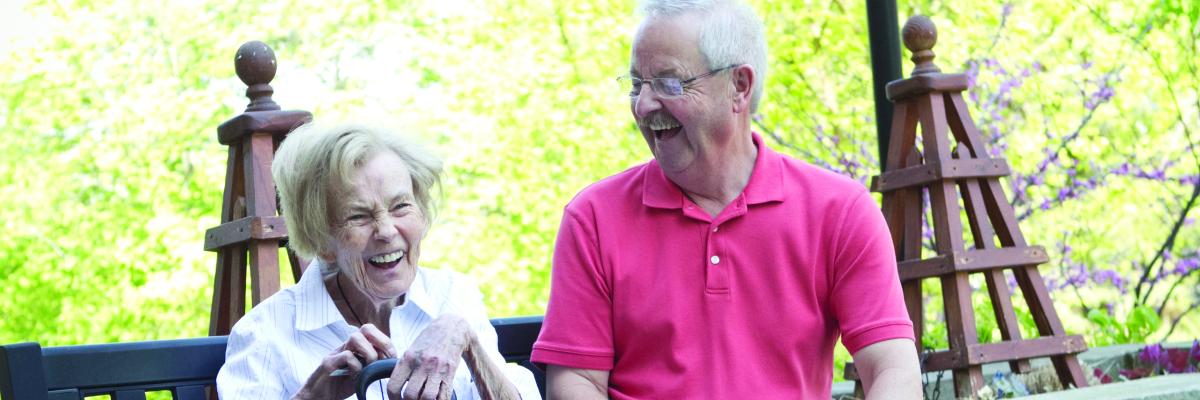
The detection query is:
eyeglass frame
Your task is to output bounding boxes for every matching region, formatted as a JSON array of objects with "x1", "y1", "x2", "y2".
[{"x1": 618, "y1": 64, "x2": 740, "y2": 98}]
